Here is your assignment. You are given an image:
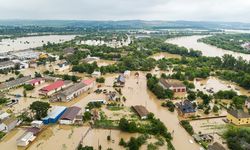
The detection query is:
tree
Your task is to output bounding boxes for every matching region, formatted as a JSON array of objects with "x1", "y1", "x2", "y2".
[
  {"x1": 23, "y1": 84, "x2": 35, "y2": 91},
  {"x1": 213, "y1": 105, "x2": 219, "y2": 113},
  {"x1": 187, "y1": 92, "x2": 196, "y2": 101},
  {"x1": 146, "y1": 73, "x2": 152, "y2": 79},
  {"x1": 23, "y1": 90, "x2": 27, "y2": 97},
  {"x1": 30, "y1": 101, "x2": 51, "y2": 119}
]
